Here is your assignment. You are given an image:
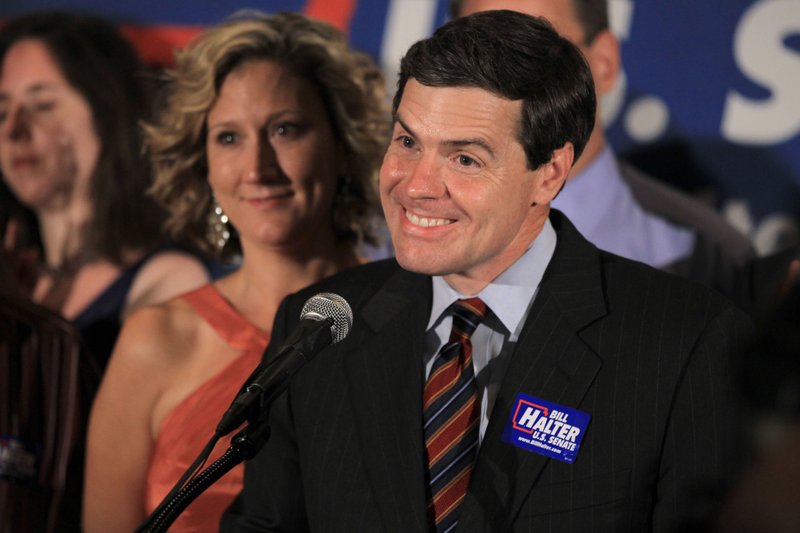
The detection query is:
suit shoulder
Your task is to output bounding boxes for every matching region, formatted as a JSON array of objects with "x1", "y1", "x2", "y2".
[
  {"x1": 619, "y1": 161, "x2": 753, "y2": 264},
  {"x1": 283, "y1": 258, "x2": 410, "y2": 311},
  {"x1": 600, "y1": 249, "x2": 743, "y2": 319},
  {"x1": 305, "y1": 258, "x2": 401, "y2": 292}
]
